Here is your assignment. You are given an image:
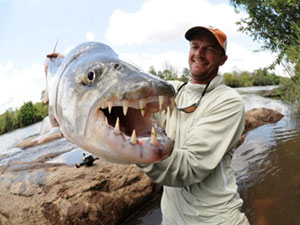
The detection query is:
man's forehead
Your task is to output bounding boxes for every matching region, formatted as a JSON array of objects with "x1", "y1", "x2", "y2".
[{"x1": 190, "y1": 33, "x2": 220, "y2": 46}]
